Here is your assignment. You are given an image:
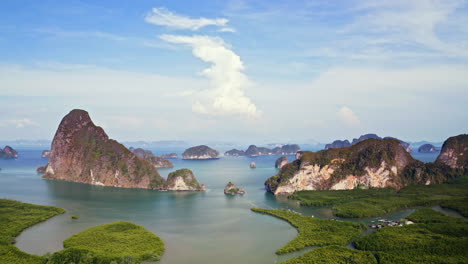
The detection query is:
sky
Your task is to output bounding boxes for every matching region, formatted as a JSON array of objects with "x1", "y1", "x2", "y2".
[{"x1": 0, "y1": 0, "x2": 467, "y2": 144}]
